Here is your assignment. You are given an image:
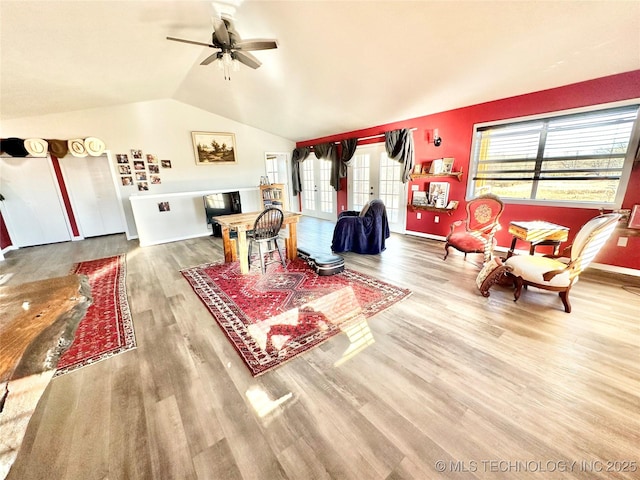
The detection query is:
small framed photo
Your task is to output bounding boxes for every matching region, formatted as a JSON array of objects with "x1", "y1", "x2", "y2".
[
  {"x1": 412, "y1": 191, "x2": 428, "y2": 206},
  {"x1": 149, "y1": 164, "x2": 159, "y2": 174},
  {"x1": 146, "y1": 154, "x2": 158, "y2": 163},
  {"x1": 446, "y1": 200, "x2": 459, "y2": 210},
  {"x1": 158, "y1": 201, "x2": 170, "y2": 212},
  {"x1": 161, "y1": 160, "x2": 172, "y2": 168},
  {"x1": 137, "y1": 182, "x2": 149, "y2": 191},
  {"x1": 429, "y1": 158, "x2": 444, "y2": 174},
  {"x1": 413, "y1": 164, "x2": 422, "y2": 175},
  {"x1": 442, "y1": 158, "x2": 455, "y2": 174},
  {"x1": 150, "y1": 175, "x2": 161, "y2": 184},
  {"x1": 121, "y1": 176, "x2": 133, "y2": 186},
  {"x1": 133, "y1": 160, "x2": 145, "y2": 171},
  {"x1": 131, "y1": 149, "x2": 143, "y2": 159},
  {"x1": 628, "y1": 204, "x2": 640, "y2": 229},
  {"x1": 135, "y1": 172, "x2": 147, "y2": 181},
  {"x1": 428, "y1": 181, "x2": 449, "y2": 207},
  {"x1": 118, "y1": 165, "x2": 131, "y2": 175},
  {"x1": 192, "y1": 131, "x2": 237, "y2": 165},
  {"x1": 116, "y1": 154, "x2": 129, "y2": 164}
]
